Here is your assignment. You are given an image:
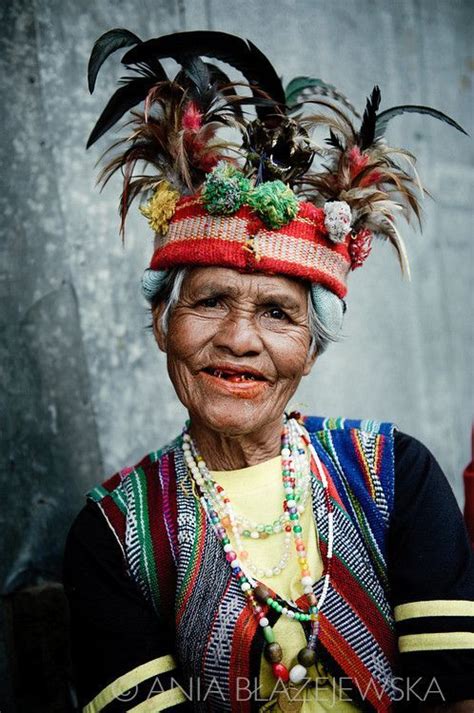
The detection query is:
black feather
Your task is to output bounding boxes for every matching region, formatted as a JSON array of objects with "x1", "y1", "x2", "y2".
[
  {"x1": 358, "y1": 85, "x2": 381, "y2": 150},
  {"x1": 375, "y1": 104, "x2": 468, "y2": 138},
  {"x1": 88, "y1": 28, "x2": 142, "y2": 94},
  {"x1": 126, "y1": 62, "x2": 165, "y2": 81},
  {"x1": 87, "y1": 77, "x2": 157, "y2": 148},
  {"x1": 285, "y1": 76, "x2": 360, "y2": 118},
  {"x1": 325, "y1": 129, "x2": 345, "y2": 151},
  {"x1": 174, "y1": 56, "x2": 218, "y2": 114},
  {"x1": 121, "y1": 31, "x2": 285, "y2": 117},
  {"x1": 205, "y1": 63, "x2": 243, "y2": 119},
  {"x1": 175, "y1": 59, "x2": 248, "y2": 120},
  {"x1": 220, "y1": 96, "x2": 277, "y2": 109},
  {"x1": 180, "y1": 55, "x2": 211, "y2": 96},
  {"x1": 206, "y1": 63, "x2": 233, "y2": 88}
]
